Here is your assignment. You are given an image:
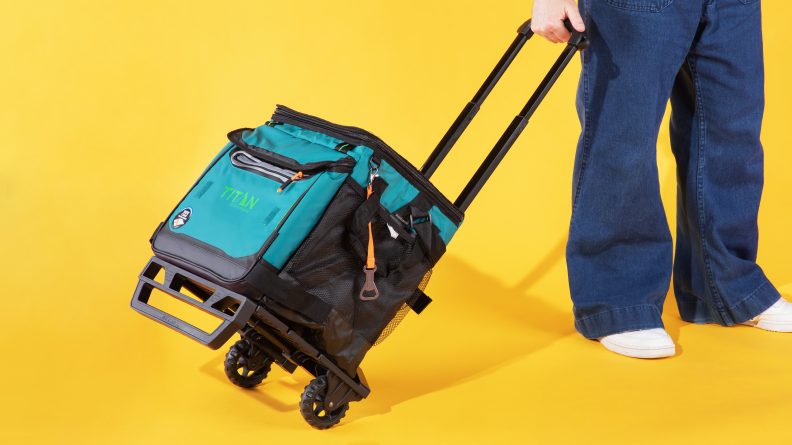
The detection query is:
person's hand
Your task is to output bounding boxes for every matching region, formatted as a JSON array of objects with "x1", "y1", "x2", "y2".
[{"x1": 531, "y1": 0, "x2": 585, "y2": 43}]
